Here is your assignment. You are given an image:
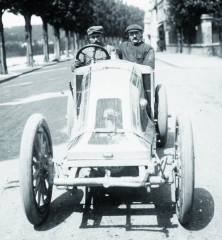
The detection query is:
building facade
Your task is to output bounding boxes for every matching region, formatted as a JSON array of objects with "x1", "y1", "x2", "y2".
[
  {"x1": 144, "y1": 0, "x2": 169, "y2": 51},
  {"x1": 144, "y1": 0, "x2": 221, "y2": 57}
]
